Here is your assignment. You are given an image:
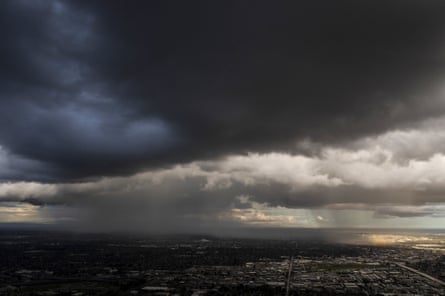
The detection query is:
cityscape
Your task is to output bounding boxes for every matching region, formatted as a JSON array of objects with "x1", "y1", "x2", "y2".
[{"x1": 1, "y1": 229, "x2": 445, "y2": 295}]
